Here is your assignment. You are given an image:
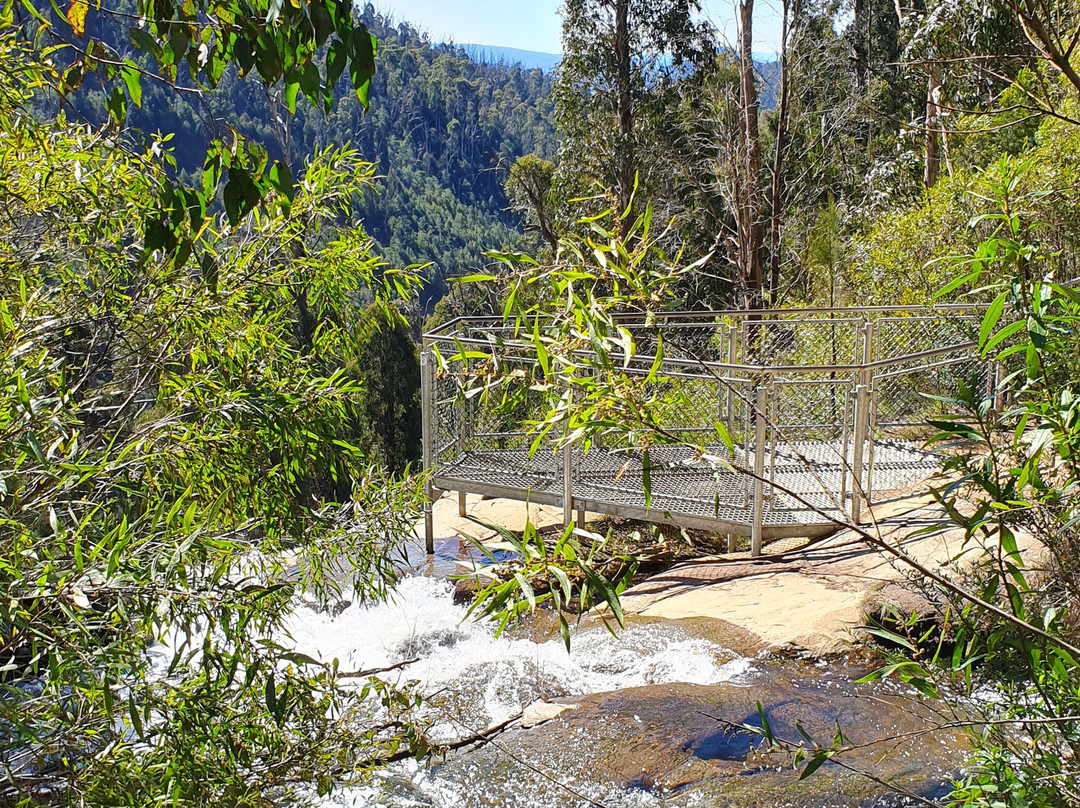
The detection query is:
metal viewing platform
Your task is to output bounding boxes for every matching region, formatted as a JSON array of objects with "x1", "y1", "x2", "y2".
[{"x1": 420, "y1": 306, "x2": 999, "y2": 556}]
